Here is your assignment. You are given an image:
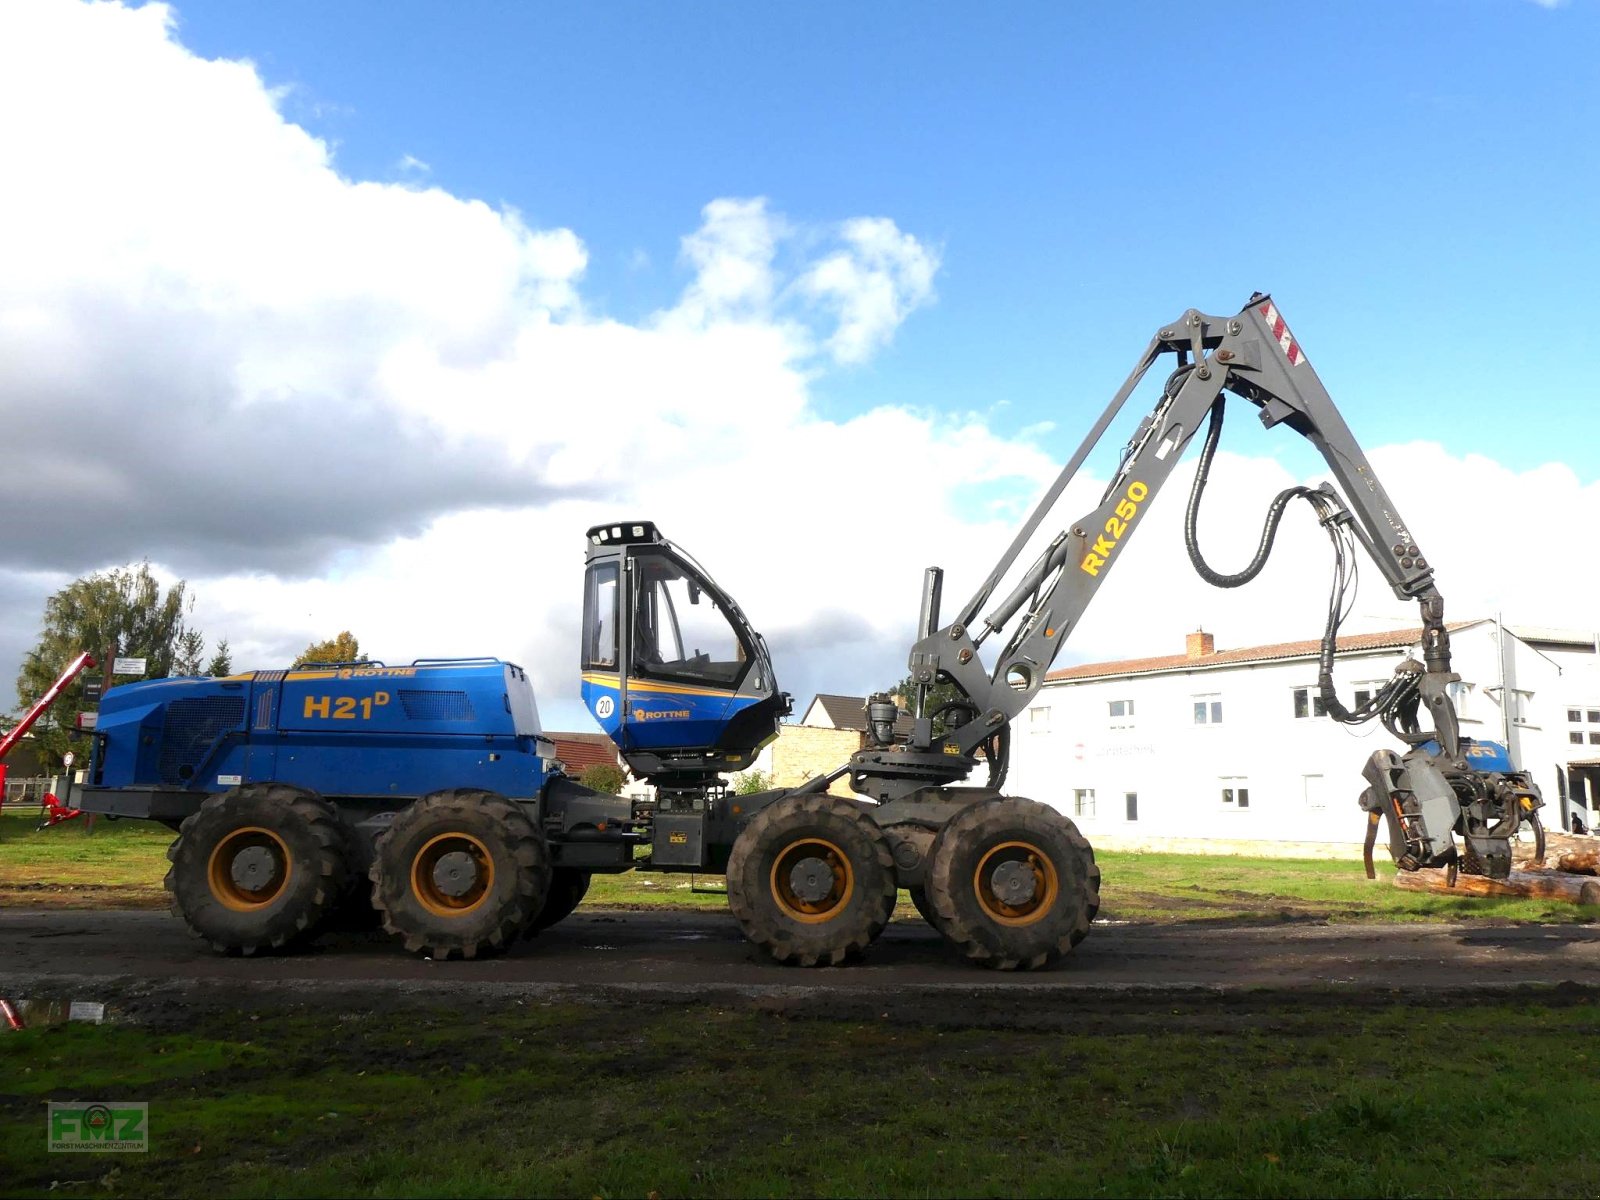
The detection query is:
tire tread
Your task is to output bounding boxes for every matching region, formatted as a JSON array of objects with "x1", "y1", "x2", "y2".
[{"x1": 727, "y1": 793, "x2": 897, "y2": 966}]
